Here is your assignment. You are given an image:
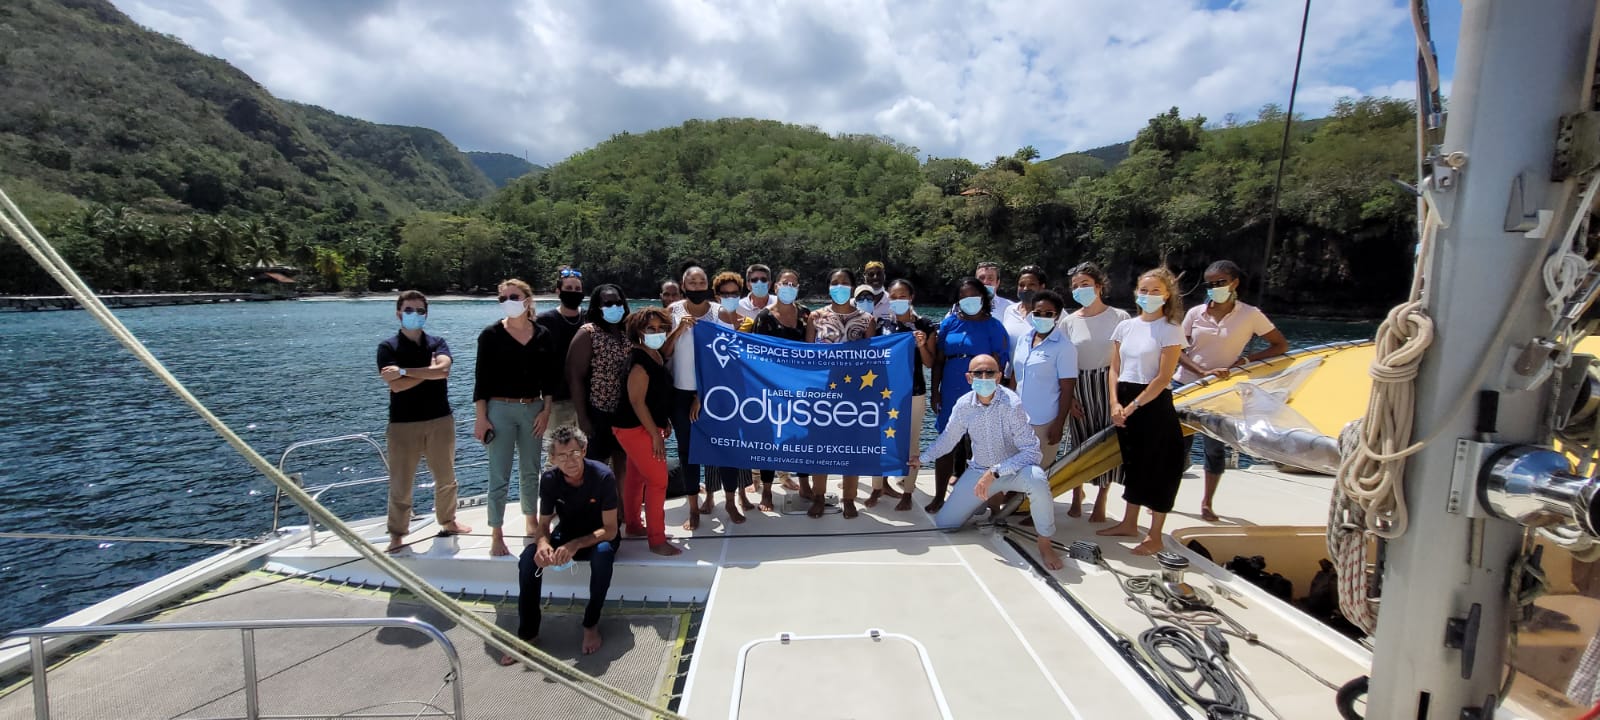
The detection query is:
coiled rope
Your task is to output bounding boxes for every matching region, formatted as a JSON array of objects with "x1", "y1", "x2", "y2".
[{"x1": 0, "y1": 187, "x2": 684, "y2": 720}]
